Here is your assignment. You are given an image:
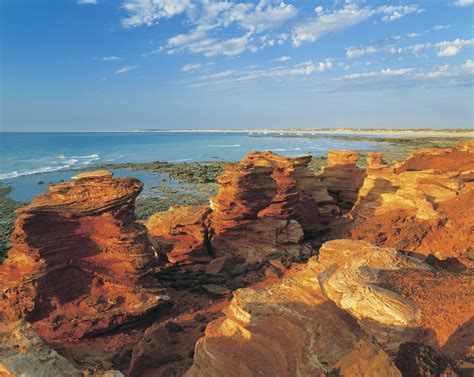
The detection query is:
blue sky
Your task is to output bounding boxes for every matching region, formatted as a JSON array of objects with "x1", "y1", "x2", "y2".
[{"x1": 1, "y1": 0, "x2": 473, "y2": 131}]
